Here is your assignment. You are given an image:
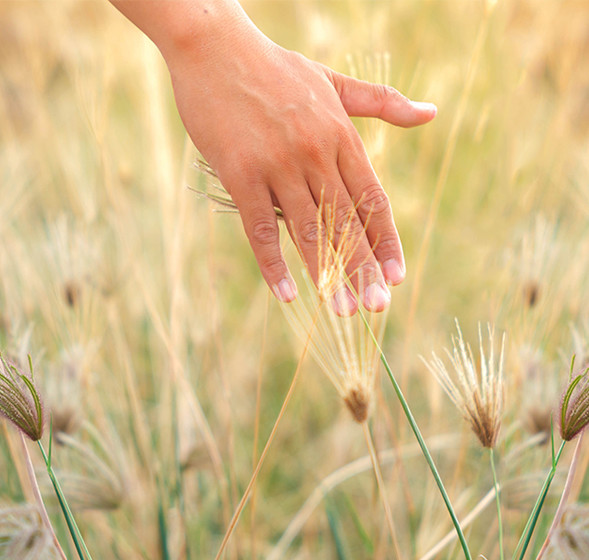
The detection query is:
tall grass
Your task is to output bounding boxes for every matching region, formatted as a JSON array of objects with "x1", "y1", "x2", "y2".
[{"x1": 1, "y1": 0, "x2": 589, "y2": 558}]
